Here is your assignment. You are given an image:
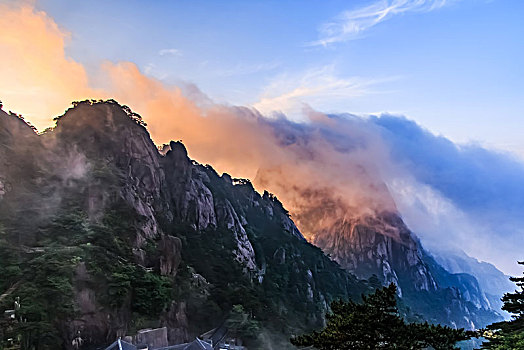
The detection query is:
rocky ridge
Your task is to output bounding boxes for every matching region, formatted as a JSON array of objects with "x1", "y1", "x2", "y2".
[
  {"x1": 0, "y1": 100, "x2": 504, "y2": 349},
  {"x1": 0, "y1": 101, "x2": 365, "y2": 349}
]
